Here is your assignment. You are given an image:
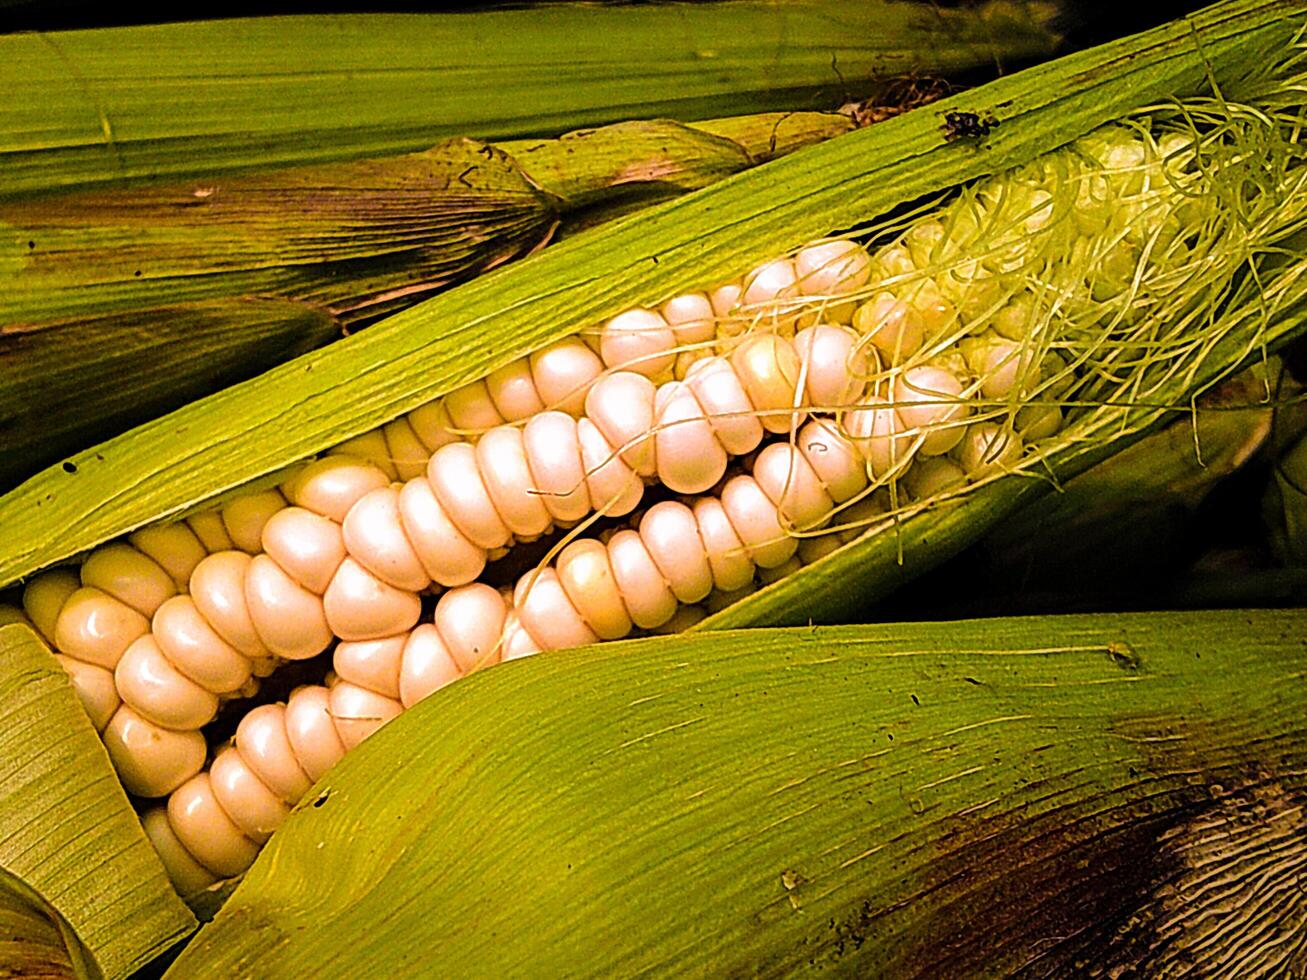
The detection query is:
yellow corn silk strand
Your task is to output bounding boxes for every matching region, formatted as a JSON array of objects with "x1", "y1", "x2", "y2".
[{"x1": 5, "y1": 90, "x2": 1306, "y2": 897}]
